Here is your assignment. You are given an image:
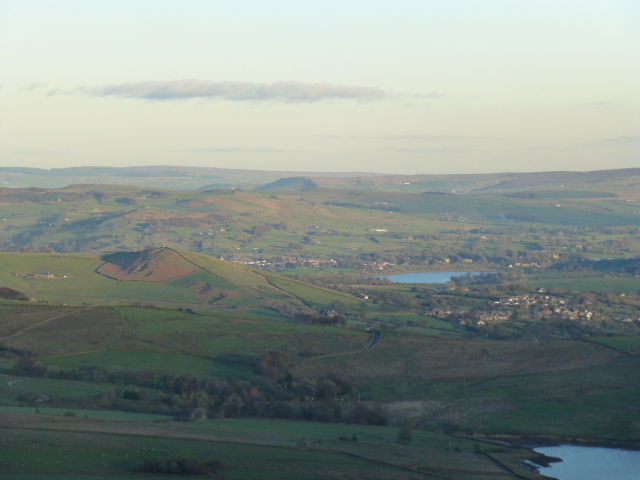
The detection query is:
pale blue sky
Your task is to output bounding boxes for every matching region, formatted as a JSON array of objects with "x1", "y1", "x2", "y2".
[{"x1": 1, "y1": 0, "x2": 638, "y2": 174}]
